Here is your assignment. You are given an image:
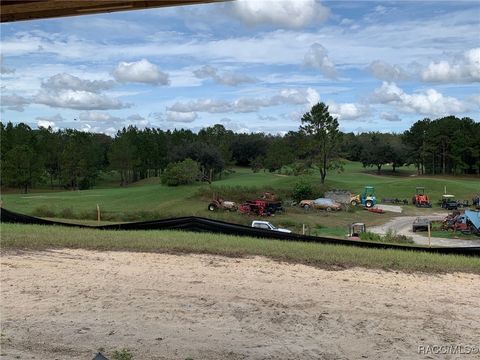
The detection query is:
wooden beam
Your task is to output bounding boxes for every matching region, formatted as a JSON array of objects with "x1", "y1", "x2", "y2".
[{"x1": 0, "y1": 0, "x2": 227, "y2": 23}]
